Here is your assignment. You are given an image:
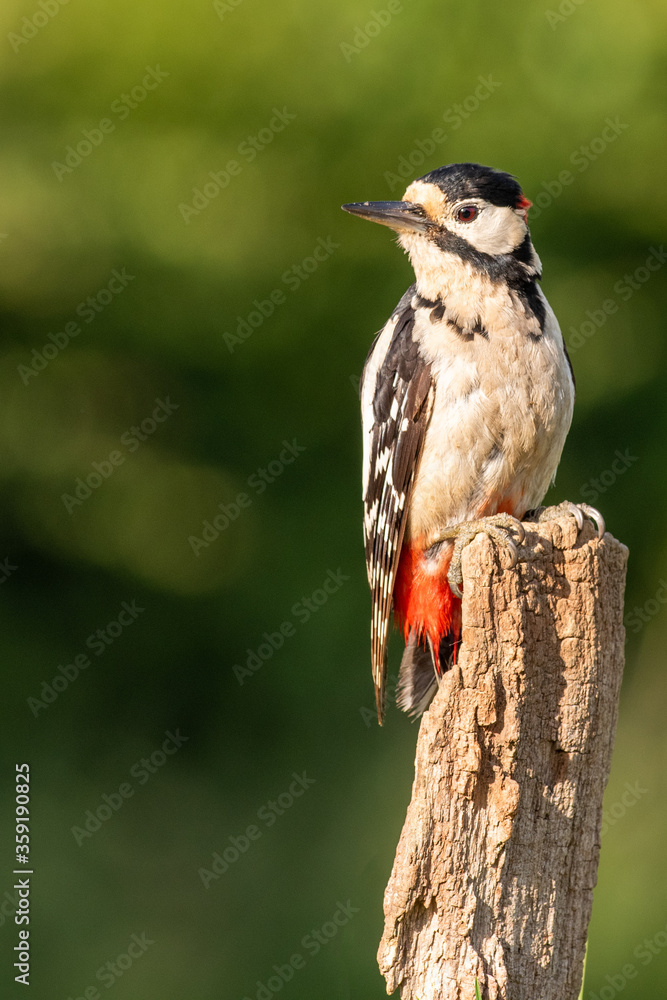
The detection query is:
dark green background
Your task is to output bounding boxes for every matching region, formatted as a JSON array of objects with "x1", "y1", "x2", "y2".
[{"x1": 1, "y1": 0, "x2": 666, "y2": 997}]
